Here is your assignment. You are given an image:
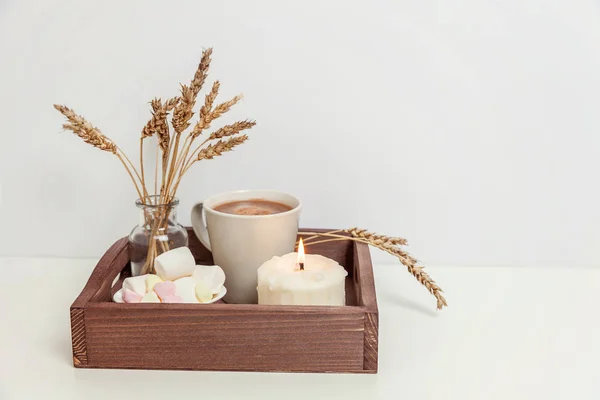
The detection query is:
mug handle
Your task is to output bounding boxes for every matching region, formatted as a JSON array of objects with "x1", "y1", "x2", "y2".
[{"x1": 191, "y1": 202, "x2": 211, "y2": 251}]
